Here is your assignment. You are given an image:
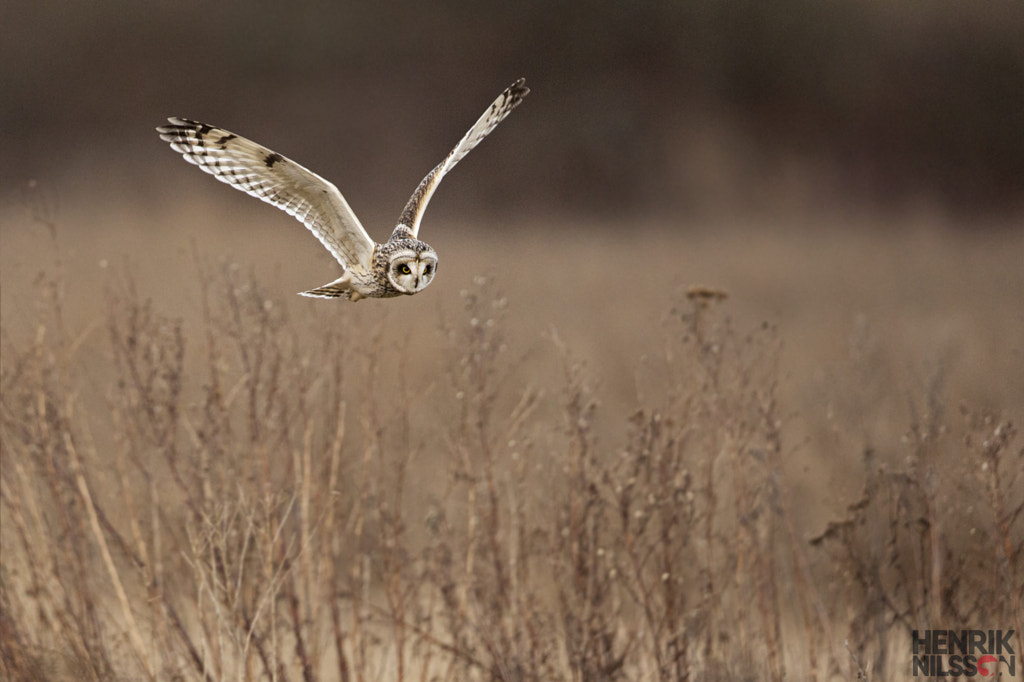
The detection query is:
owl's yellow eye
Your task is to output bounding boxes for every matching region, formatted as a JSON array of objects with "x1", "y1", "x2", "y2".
[{"x1": 398, "y1": 264, "x2": 412, "y2": 275}]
